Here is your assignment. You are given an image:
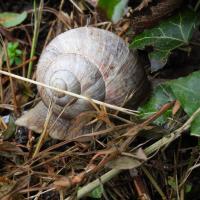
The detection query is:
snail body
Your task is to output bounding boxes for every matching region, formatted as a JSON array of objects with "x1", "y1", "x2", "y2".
[{"x1": 16, "y1": 27, "x2": 149, "y2": 140}]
